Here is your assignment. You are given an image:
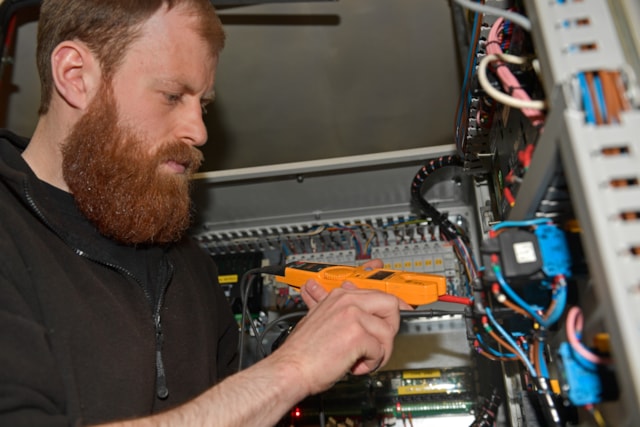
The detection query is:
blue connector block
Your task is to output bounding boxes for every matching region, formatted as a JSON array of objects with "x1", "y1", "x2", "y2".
[
  {"x1": 557, "y1": 342, "x2": 601, "y2": 406},
  {"x1": 534, "y1": 224, "x2": 572, "y2": 277}
]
